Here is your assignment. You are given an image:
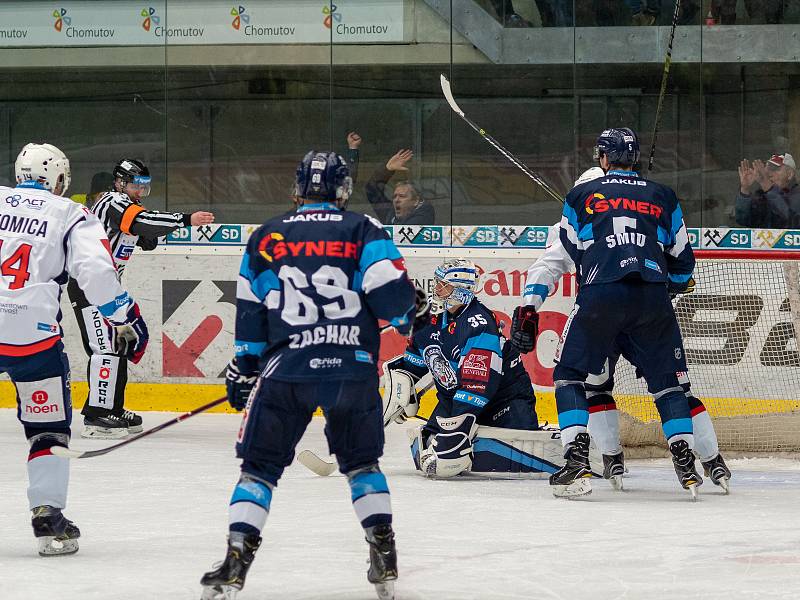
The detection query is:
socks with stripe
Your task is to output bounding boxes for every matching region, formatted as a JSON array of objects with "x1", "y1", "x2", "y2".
[
  {"x1": 229, "y1": 476, "x2": 273, "y2": 537},
  {"x1": 347, "y1": 466, "x2": 392, "y2": 529}
]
